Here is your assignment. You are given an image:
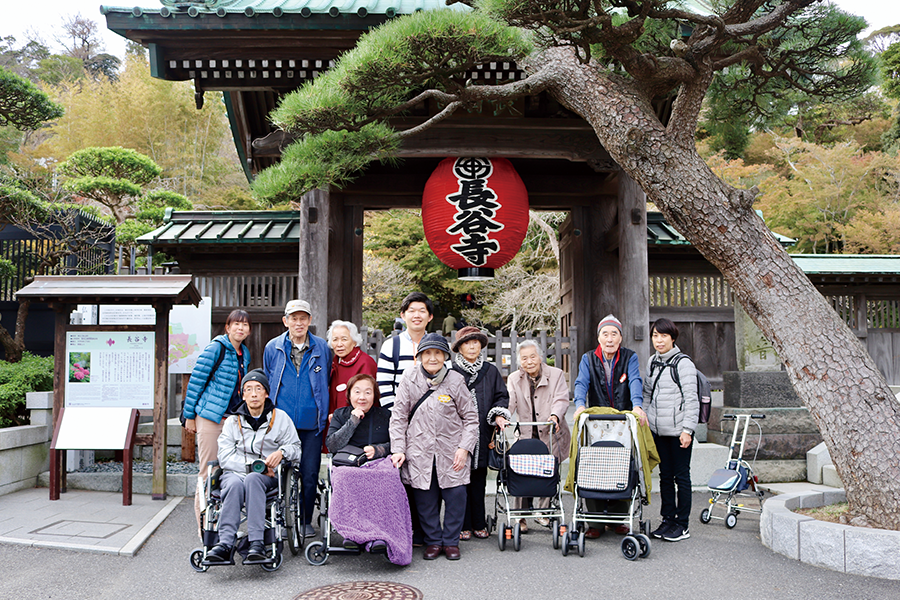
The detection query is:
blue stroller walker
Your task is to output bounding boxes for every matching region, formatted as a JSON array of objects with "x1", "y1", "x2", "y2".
[{"x1": 700, "y1": 413, "x2": 766, "y2": 528}]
